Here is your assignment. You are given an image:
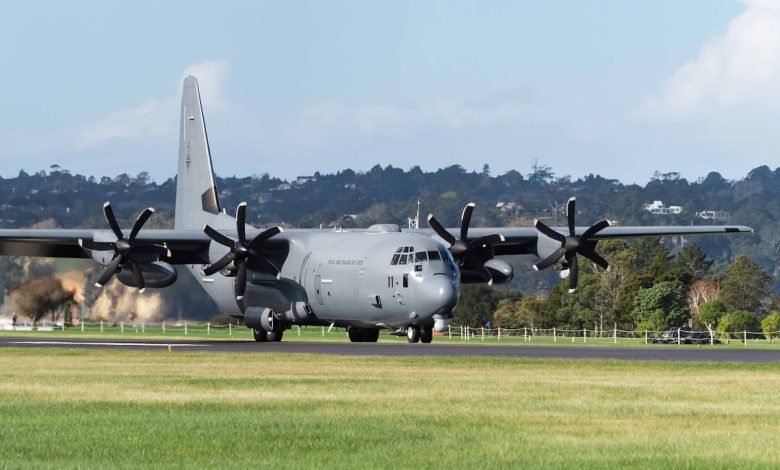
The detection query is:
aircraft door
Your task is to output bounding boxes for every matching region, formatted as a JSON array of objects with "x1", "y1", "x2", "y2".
[{"x1": 314, "y1": 264, "x2": 324, "y2": 305}]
